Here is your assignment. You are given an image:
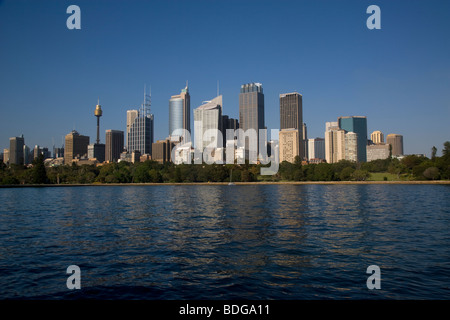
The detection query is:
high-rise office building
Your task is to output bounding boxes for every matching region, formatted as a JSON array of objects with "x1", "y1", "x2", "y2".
[
  {"x1": 221, "y1": 115, "x2": 239, "y2": 150},
  {"x1": 325, "y1": 123, "x2": 345, "y2": 163},
  {"x1": 64, "y1": 130, "x2": 90, "y2": 164},
  {"x1": 371, "y1": 130, "x2": 384, "y2": 144},
  {"x1": 386, "y1": 134, "x2": 404, "y2": 156},
  {"x1": 127, "y1": 91, "x2": 154, "y2": 156},
  {"x1": 338, "y1": 116, "x2": 368, "y2": 162},
  {"x1": 279, "y1": 92, "x2": 303, "y2": 160},
  {"x1": 9, "y1": 136, "x2": 25, "y2": 165},
  {"x1": 33, "y1": 145, "x2": 41, "y2": 160},
  {"x1": 105, "y1": 130, "x2": 124, "y2": 163},
  {"x1": 279, "y1": 129, "x2": 300, "y2": 163},
  {"x1": 169, "y1": 84, "x2": 190, "y2": 142},
  {"x1": 126, "y1": 110, "x2": 139, "y2": 149},
  {"x1": 152, "y1": 139, "x2": 175, "y2": 164},
  {"x1": 308, "y1": 138, "x2": 325, "y2": 161},
  {"x1": 88, "y1": 144, "x2": 105, "y2": 162},
  {"x1": 23, "y1": 145, "x2": 30, "y2": 165},
  {"x1": 302, "y1": 123, "x2": 308, "y2": 161},
  {"x1": 239, "y1": 83, "x2": 265, "y2": 161},
  {"x1": 194, "y1": 95, "x2": 223, "y2": 153},
  {"x1": 344, "y1": 131, "x2": 358, "y2": 162}
]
